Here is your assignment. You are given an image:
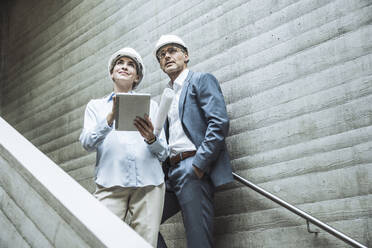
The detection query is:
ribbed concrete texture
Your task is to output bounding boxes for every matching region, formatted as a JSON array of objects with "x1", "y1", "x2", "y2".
[
  {"x1": 0, "y1": 1, "x2": 9, "y2": 116},
  {"x1": 1, "y1": 0, "x2": 371, "y2": 247},
  {"x1": 0, "y1": 117, "x2": 152, "y2": 248}
]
